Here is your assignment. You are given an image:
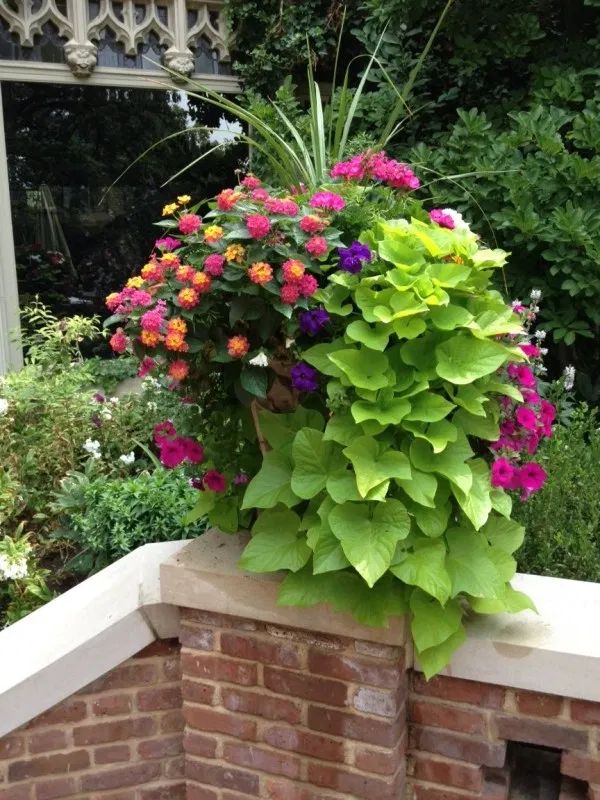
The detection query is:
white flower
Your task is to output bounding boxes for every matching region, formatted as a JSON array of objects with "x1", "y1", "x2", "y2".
[
  {"x1": 530, "y1": 288, "x2": 542, "y2": 302},
  {"x1": 109, "y1": 396, "x2": 119, "y2": 405},
  {"x1": 563, "y1": 365, "x2": 576, "y2": 391},
  {"x1": 0, "y1": 554, "x2": 28, "y2": 581},
  {"x1": 83, "y1": 438, "x2": 101, "y2": 459},
  {"x1": 534, "y1": 329, "x2": 547, "y2": 341},
  {"x1": 100, "y1": 407, "x2": 113, "y2": 420},
  {"x1": 285, "y1": 338, "x2": 295, "y2": 349},
  {"x1": 0, "y1": 398, "x2": 8, "y2": 416},
  {"x1": 441, "y1": 208, "x2": 470, "y2": 230},
  {"x1": 143, "y1": 377, "x2": 162, "y2": 392},
  {"x1": 146, "y1": 401, "x2": 158, "y2": 412},
  {"x1": 119, "y1": 452, "x2": 135, "y2": 465},
  {"x1": 249, "y1": 352, "x2": 269, "y2": 368}
]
